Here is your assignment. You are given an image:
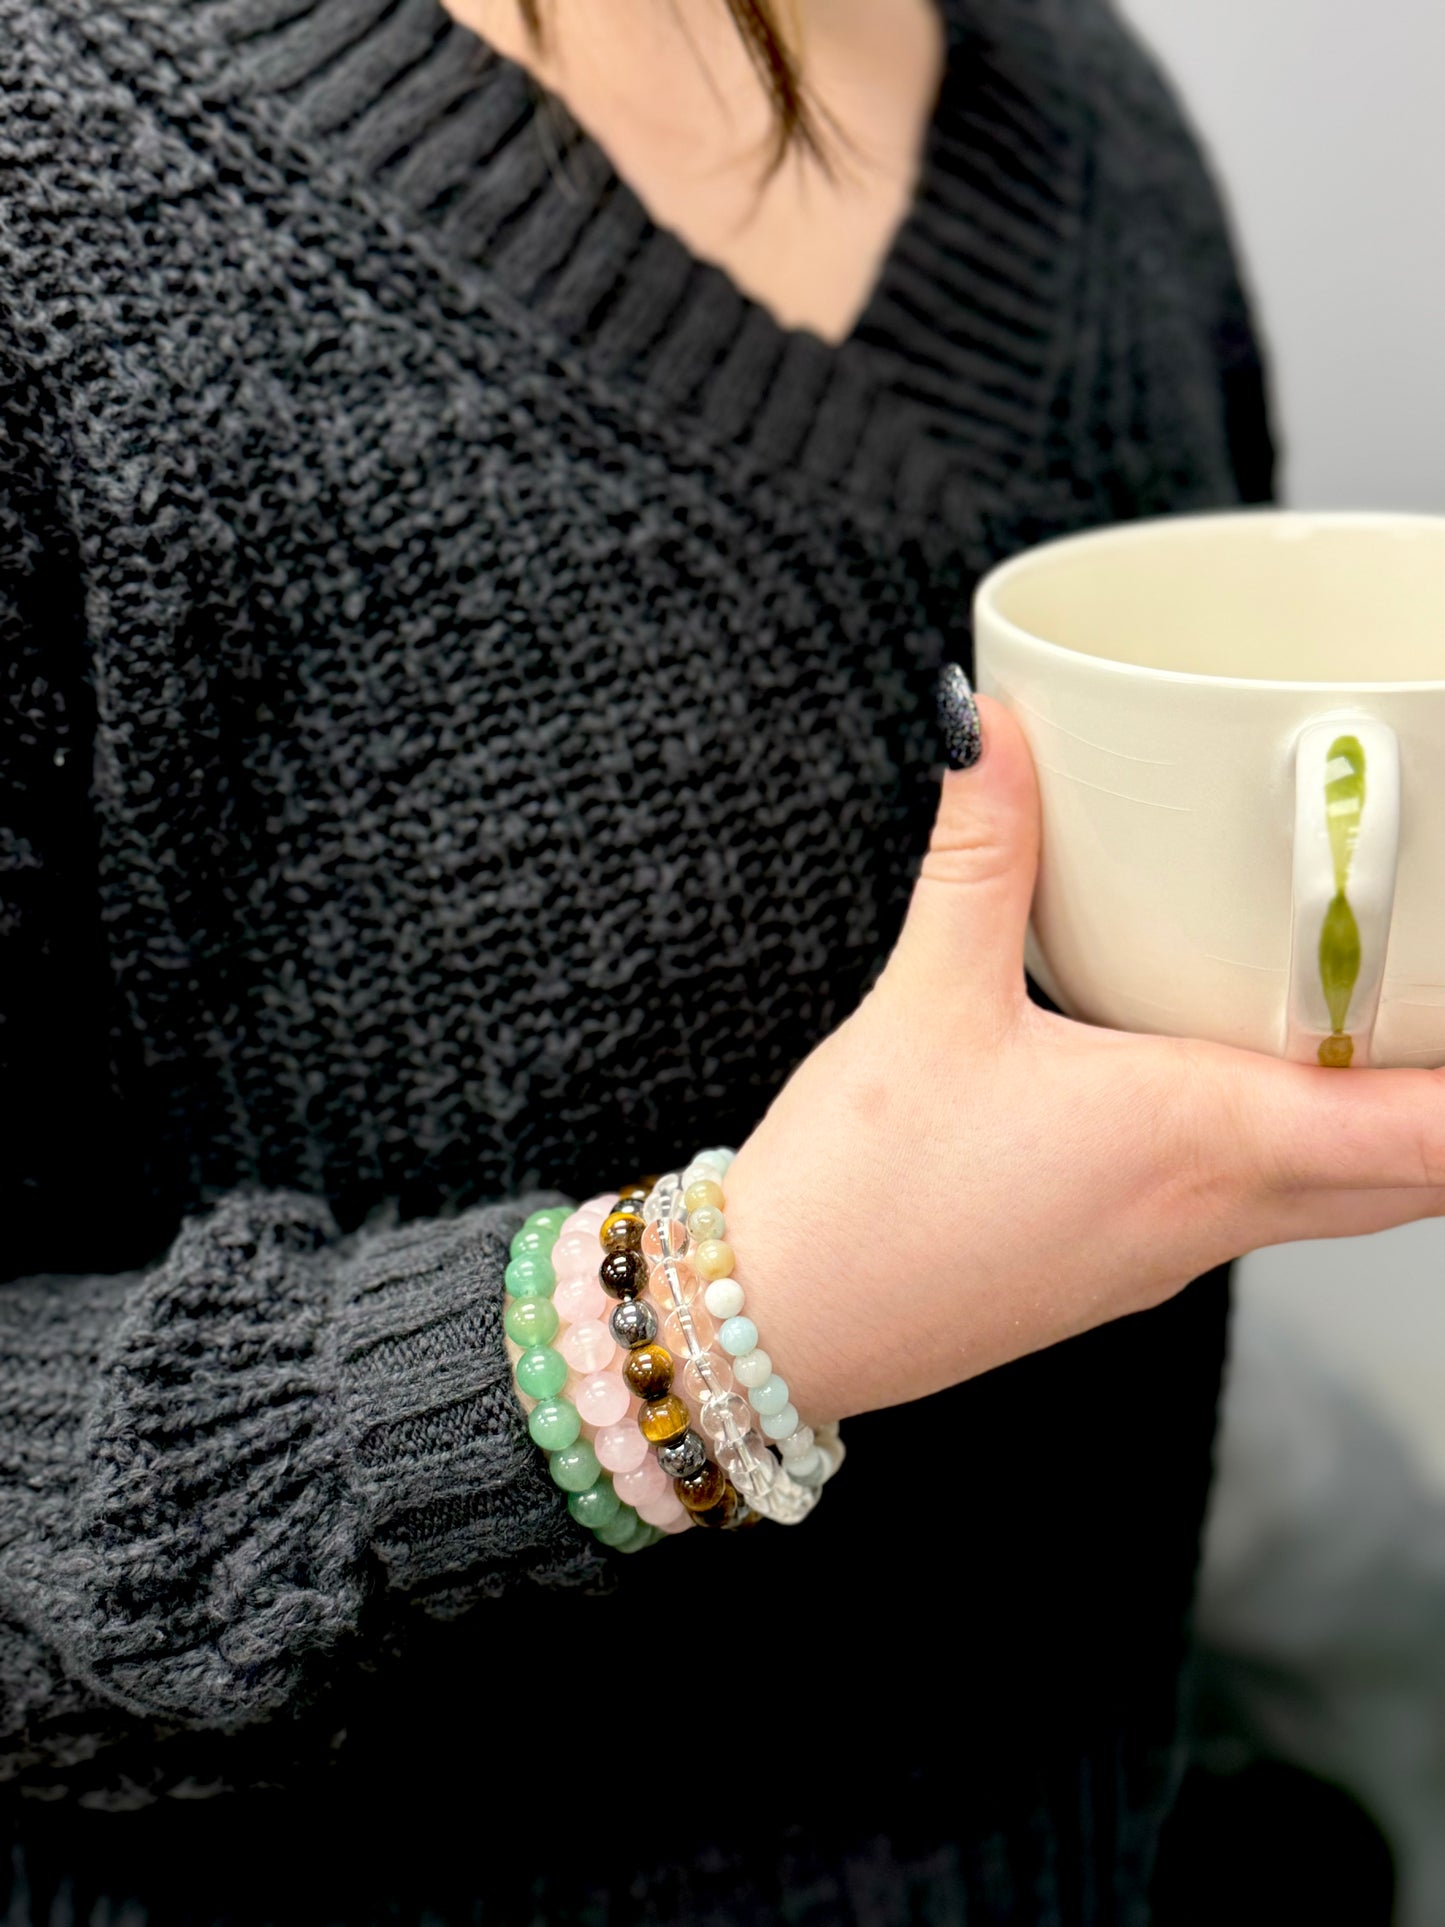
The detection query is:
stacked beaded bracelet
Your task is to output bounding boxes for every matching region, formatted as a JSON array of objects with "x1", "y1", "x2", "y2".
[
  {"x1": 644, "y1": 1148, "x2": 844, "y2": 1525},
  {"x1": 597, "y1": 1185, "x2": 751, "y2": 1532},
  {"x1": 503, "y1": 1202, "x2": 669, "y2": 1553}
]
